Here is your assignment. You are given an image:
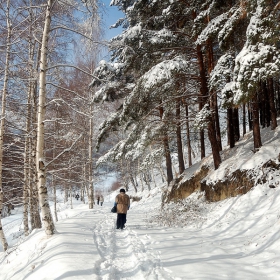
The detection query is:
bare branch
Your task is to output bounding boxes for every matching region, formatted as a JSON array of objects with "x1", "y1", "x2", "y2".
[
  {"x1": 46, "y1": 133, "x2": 84, "y2": 168},
  {"x1": 47, "y1": 82, "x2": 88, "y2": 101},
  {"x1": 50, "y1": 25, "x2": 109, "y2": 47},
  {"x1": 46, "y1": 64, "x2": 105, "y2": 83}
]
